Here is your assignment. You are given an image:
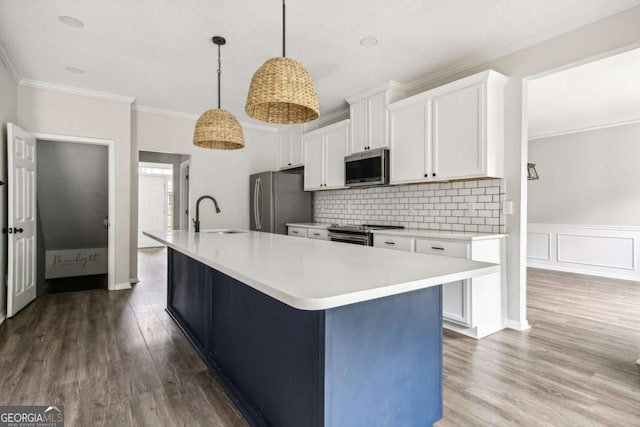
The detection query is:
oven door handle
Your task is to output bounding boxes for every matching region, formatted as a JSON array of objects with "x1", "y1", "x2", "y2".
[{"x1": 328, "y1": 232, "x2": 368, "y2": 244}]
